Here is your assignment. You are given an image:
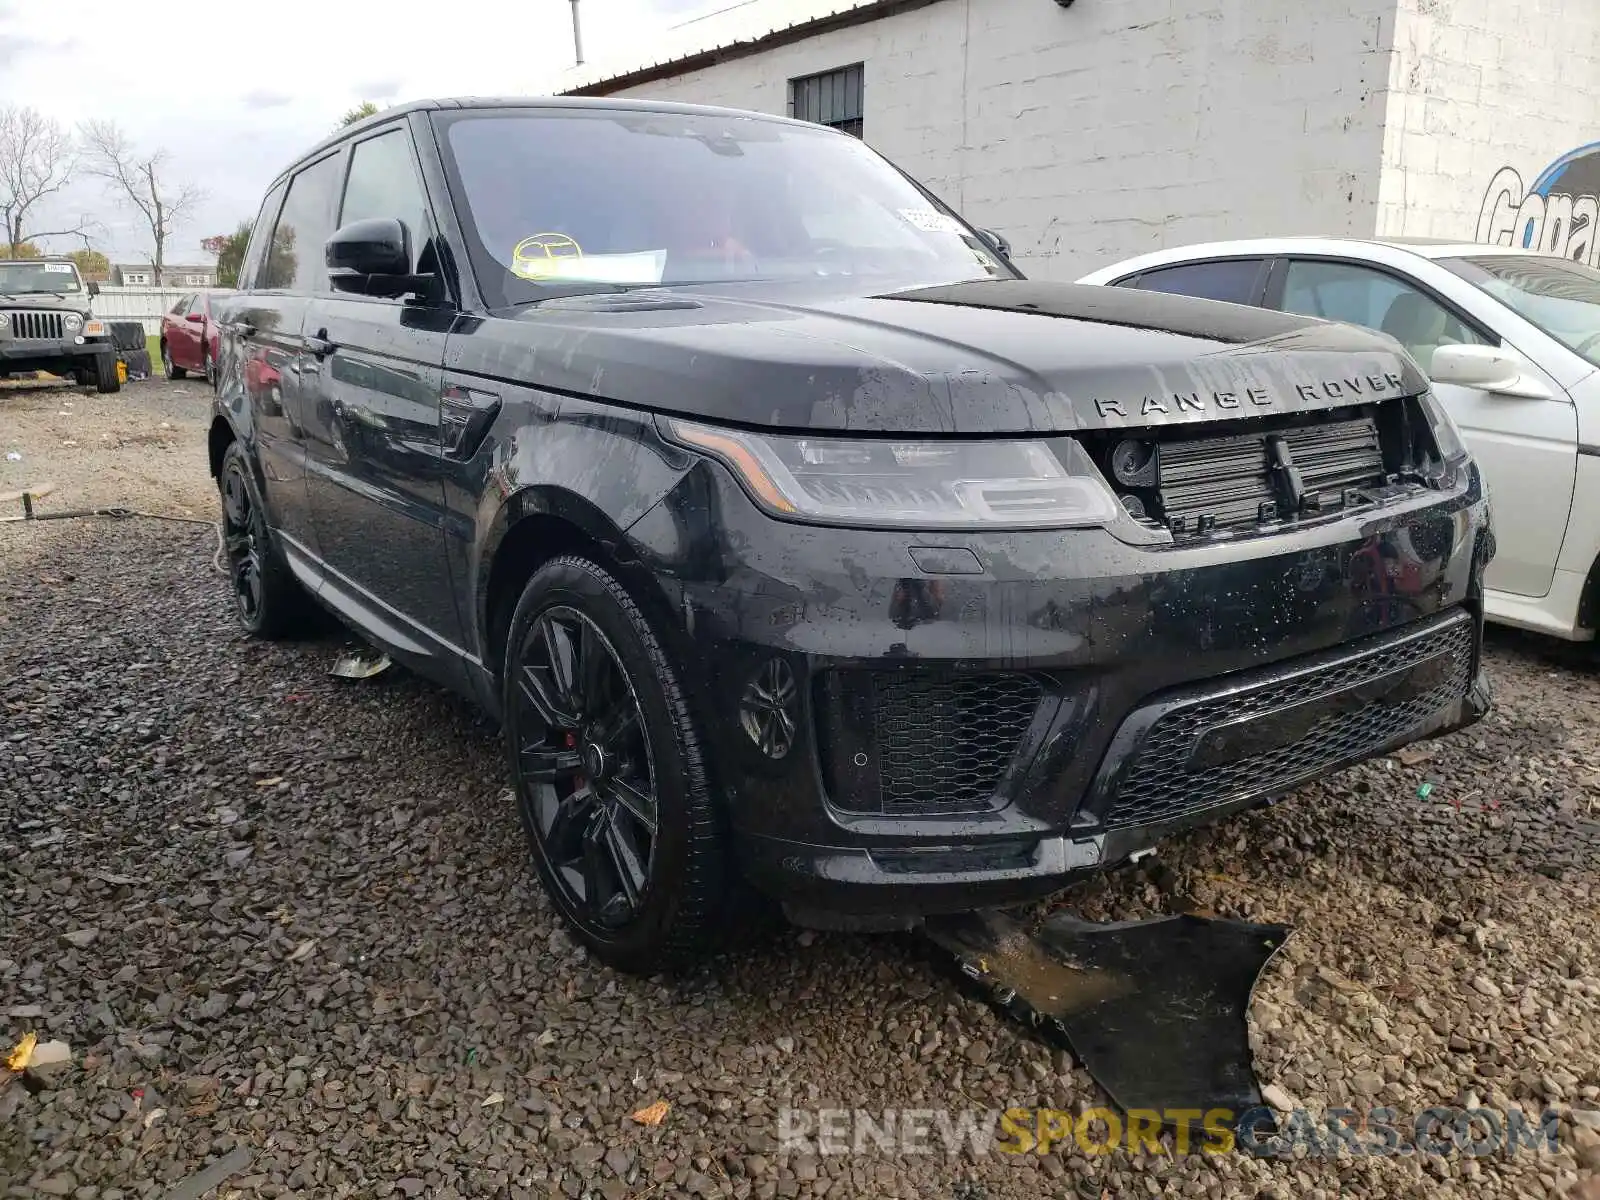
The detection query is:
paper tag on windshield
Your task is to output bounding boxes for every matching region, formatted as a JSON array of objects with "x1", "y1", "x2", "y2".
[
  {"x1": 899, "y1": 208, "x2": 965, "y2": 235},
  {"x1": 42, "y1": 263, "x2": 73, "y2": 273}
]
